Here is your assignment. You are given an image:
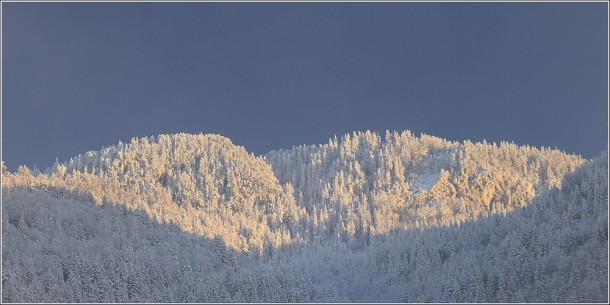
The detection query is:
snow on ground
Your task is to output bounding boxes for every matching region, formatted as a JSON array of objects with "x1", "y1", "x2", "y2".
[{"x1": 412, "y1": 172, "x2": 440, "y2": 190}]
